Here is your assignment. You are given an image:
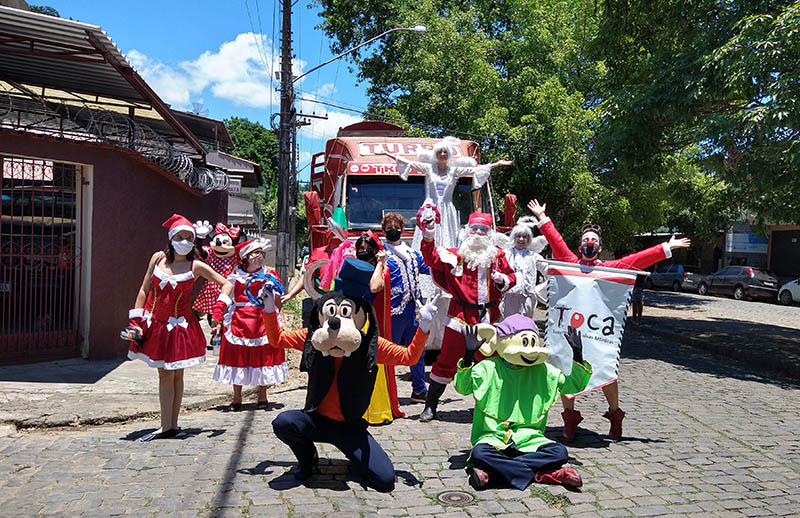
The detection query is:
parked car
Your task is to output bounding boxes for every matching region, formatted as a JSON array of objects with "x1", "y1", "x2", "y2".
[
  {"x1": 778, "y1": 278, "x2": 800, "y2": 305},
  {"x1": 645, "y1": 264, "x2": 702, "y2": 292},
  {"x1": 697, "y1": 266, "x2": 779, "y2": 301}
]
